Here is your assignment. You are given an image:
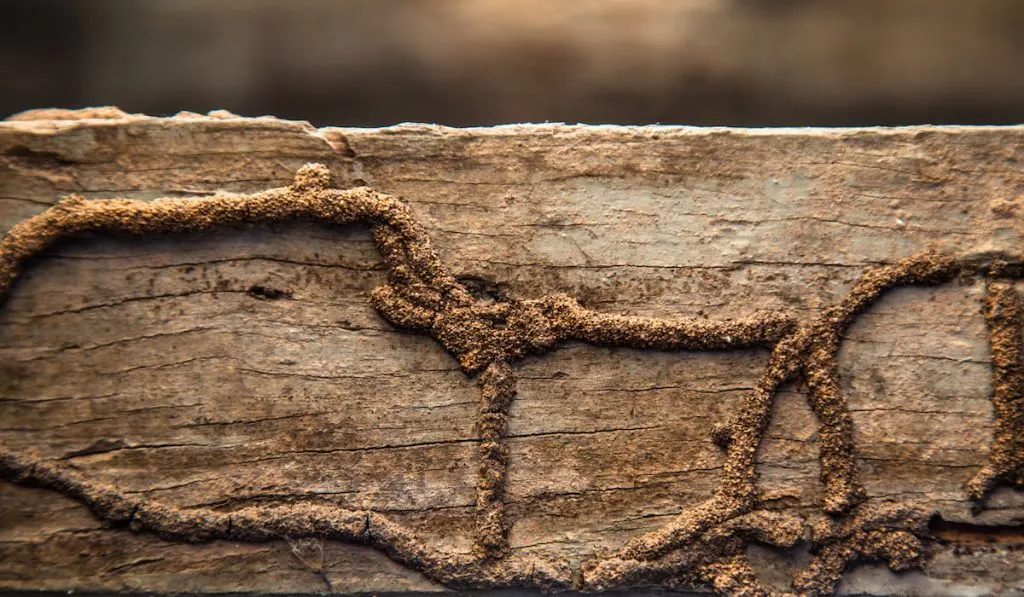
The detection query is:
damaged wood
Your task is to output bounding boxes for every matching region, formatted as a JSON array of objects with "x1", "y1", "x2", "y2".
[{"x1": 0, "y1": 109, "x2": 1022, "y2": 595}]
